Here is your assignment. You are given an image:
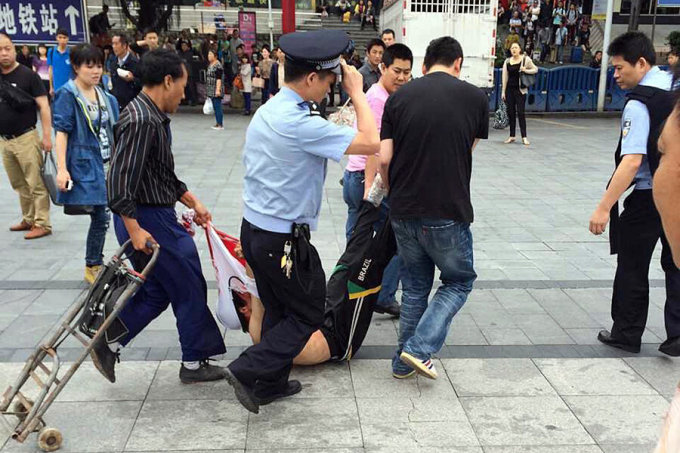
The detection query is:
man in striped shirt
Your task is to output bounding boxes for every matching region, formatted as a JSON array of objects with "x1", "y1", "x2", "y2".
[{"x1": 94, "y1": 49, "x2": 227, "y2": 385}]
